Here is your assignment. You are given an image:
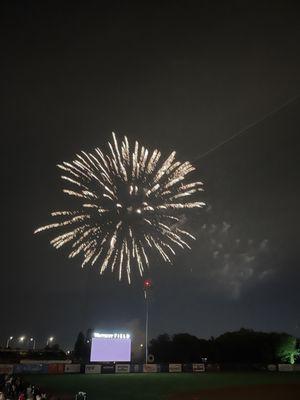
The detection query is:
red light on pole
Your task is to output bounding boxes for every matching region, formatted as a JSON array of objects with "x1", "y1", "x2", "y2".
[{"x1": 144, "y1": 279, "x2": 152, "y2": 289}]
